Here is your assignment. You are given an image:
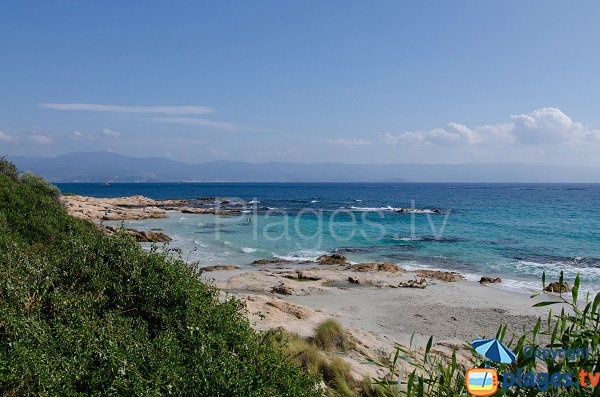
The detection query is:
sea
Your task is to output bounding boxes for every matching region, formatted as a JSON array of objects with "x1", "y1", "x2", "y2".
[{"x1": 57, "y1": 182, "x2": 600, "y2": 294}]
